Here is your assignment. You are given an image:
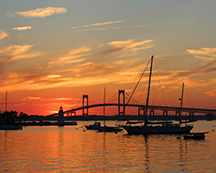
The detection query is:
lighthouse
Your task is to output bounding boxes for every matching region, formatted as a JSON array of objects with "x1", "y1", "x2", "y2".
[{"x1": 57, "y1": 106, "x2": 65, "y2": 126}]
